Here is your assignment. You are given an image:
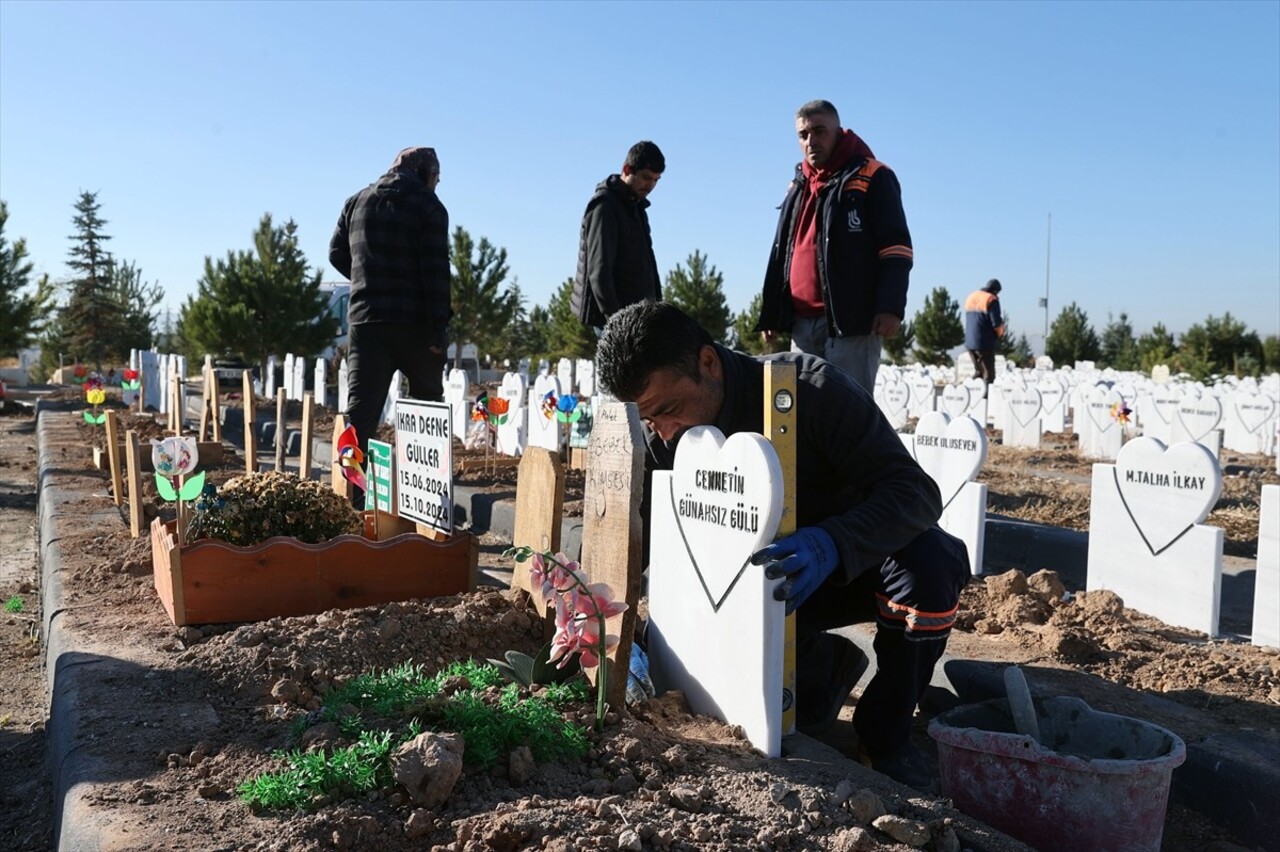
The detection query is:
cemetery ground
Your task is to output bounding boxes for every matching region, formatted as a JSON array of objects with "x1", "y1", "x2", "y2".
[{"x1": 0, "y1": 390, "x2": 1277, "y2": 851}]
